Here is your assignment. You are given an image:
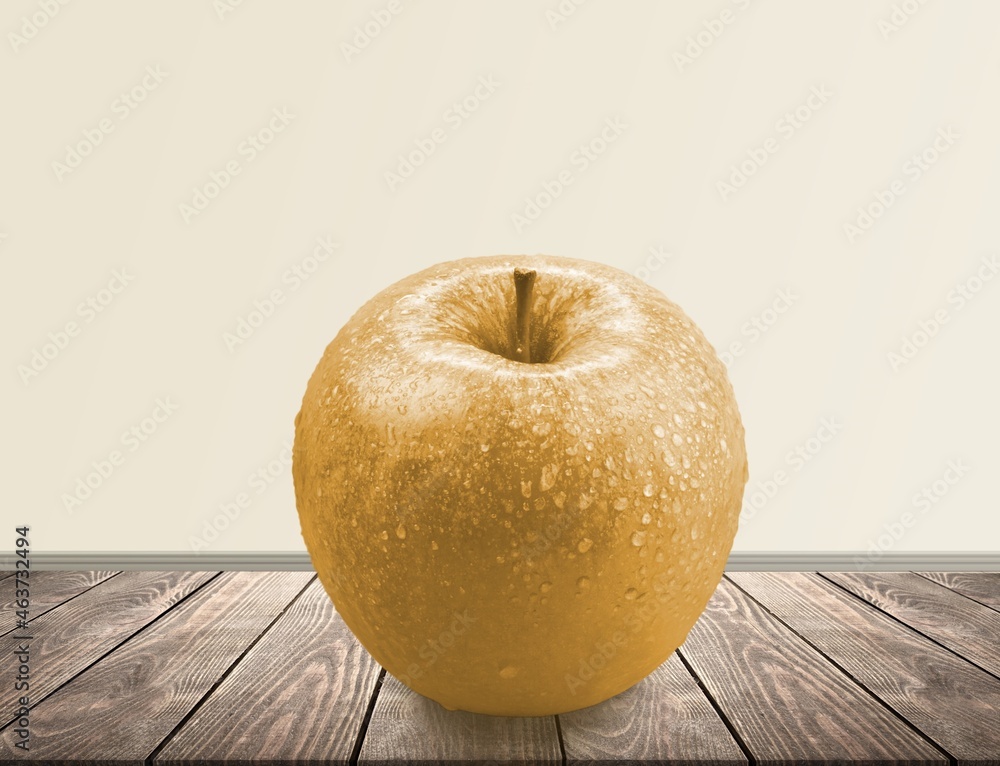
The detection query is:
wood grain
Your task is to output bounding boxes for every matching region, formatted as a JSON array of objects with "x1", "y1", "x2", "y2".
[
  {"x1": 0, "y1": 570, "x2": 119, "y2": 635},
  {"x1": 0, "y1": 570, "x2": 312, "y2": 764},
  {"x1": 677, "y1": 578, "x2": 947, "y2": 765},
  {"x1": 915, "y1": 571, "x2": 1000, "y2": 611},
  {"x1": 559, "y1": 650, "x2": 747, "y2": 765},
  {"x1": 154, "y1": 576, "x2": 382, "y2": 765},
  {"x1": 359, "y1": 673, "x2": 562, "y2": 766},
  {"x1": 730, "y1": 571, "x2": 1000, "y2": 764},
  {"x1": 823, "y1": 571, "x2": 1000, "y2": 678},
  {"x1": 0, "y1": 570, "x2": 217, "y2": 729}
]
